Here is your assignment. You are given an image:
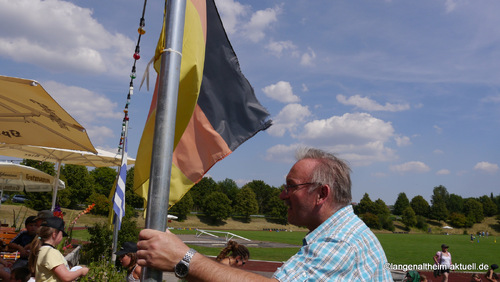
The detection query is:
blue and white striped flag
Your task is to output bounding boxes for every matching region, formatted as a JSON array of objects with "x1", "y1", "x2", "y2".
[{"x1": 113, "y1": 137, "x2": 127, "y2": 230}]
